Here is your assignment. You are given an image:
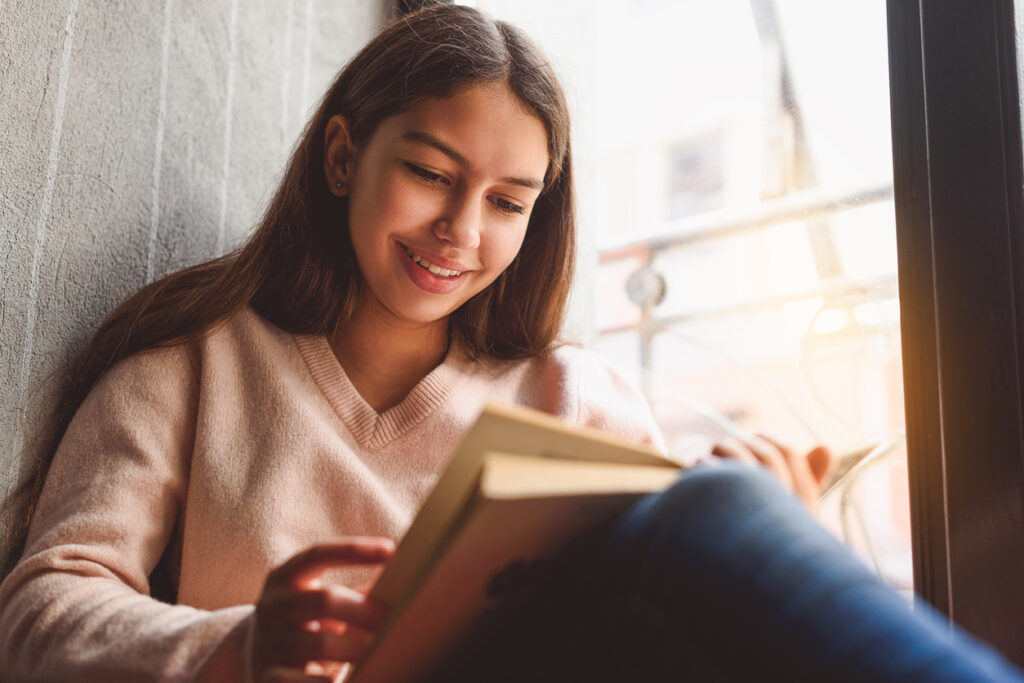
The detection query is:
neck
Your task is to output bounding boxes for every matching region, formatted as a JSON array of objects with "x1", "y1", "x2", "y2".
[{"x1": 330, "y1": 300, "x2": 450, "y2": 413}]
